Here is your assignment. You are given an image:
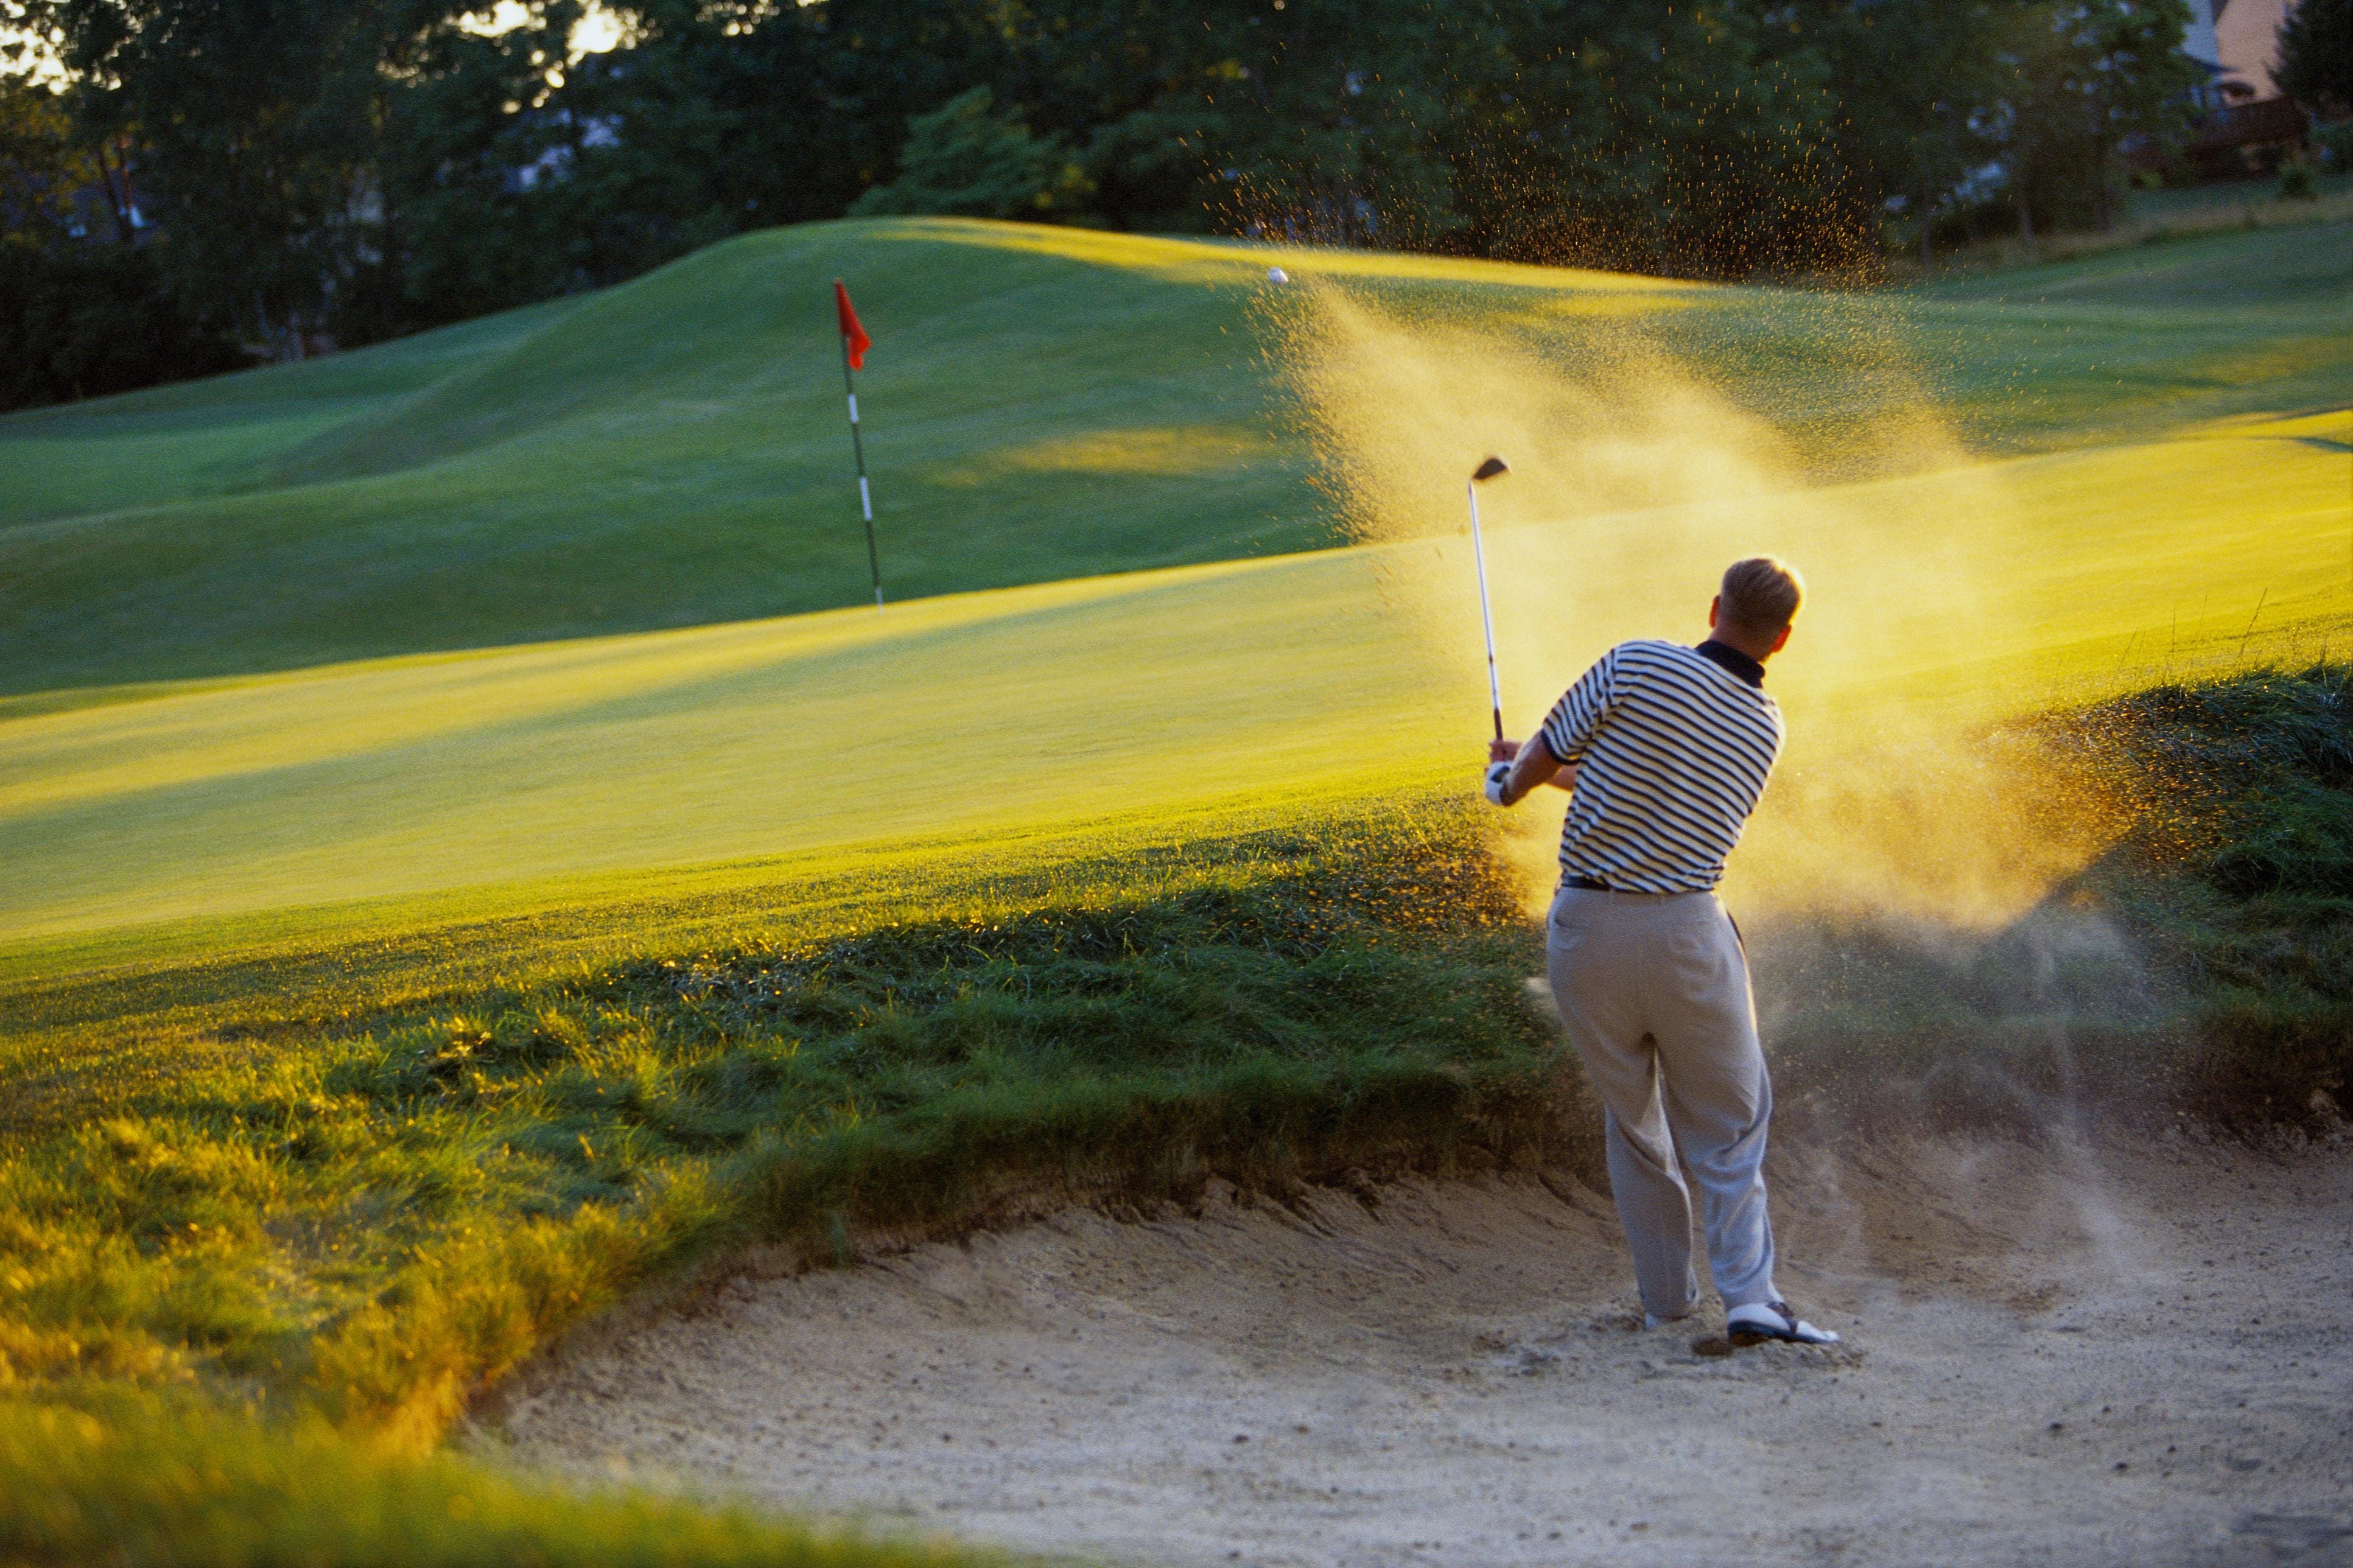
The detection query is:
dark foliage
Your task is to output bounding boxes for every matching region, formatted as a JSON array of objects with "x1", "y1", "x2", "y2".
[
  {"x1": 0, "y1": 238, "x2": 248, "y2": 411},
  {"x1": 0, "y1": 0, "x2": 2209, "y2": 407},
  {"x1": 0, "y1": 73, "x2": 251, "y2": 408},
  {"x1": 2276, "y1": 0, "x2": 2353, "y2": 120}
]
